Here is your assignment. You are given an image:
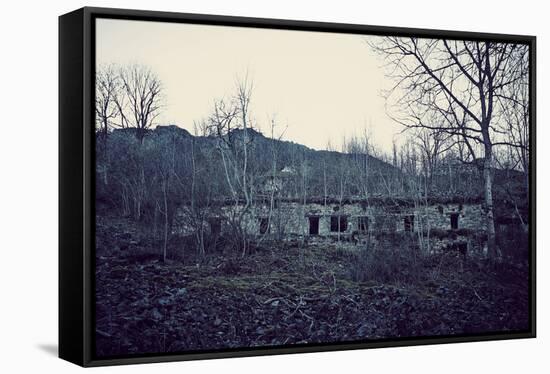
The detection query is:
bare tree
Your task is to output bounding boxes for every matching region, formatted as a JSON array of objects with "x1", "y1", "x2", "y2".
[
  {"x1": 236, "y1": 74, "x2": 253, "y2": 257},
  {"x1": 208, "y1": 74, "x2": 256, "y2": 256},
  {"x1": 96, "y1": 64, "x2": 120, "y2": 136},
  {"x1": 413, "y1": 125, "x2": 452, "y2": 188},
  {"x1": 346, "y1": 128, "x2": 373, "y2": 199},
  {"x1": 496, "y1": 47, "x2": 530, "y2": 191},
  {"x1": 370, "y1": 37, "x2": 529, "y2": 259},
  {"x1": 118, "y1": 64, "x2": 163, "y2": 141},
  {"x1": 492, "y1": 49, "x2": 530, "y2": 232},
  {"x1": 96, "y1": 64, "x2": 121, "y2": 185},
  {"x1": 258, "y1": 116, "x2": 286, "y2": 244}
]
